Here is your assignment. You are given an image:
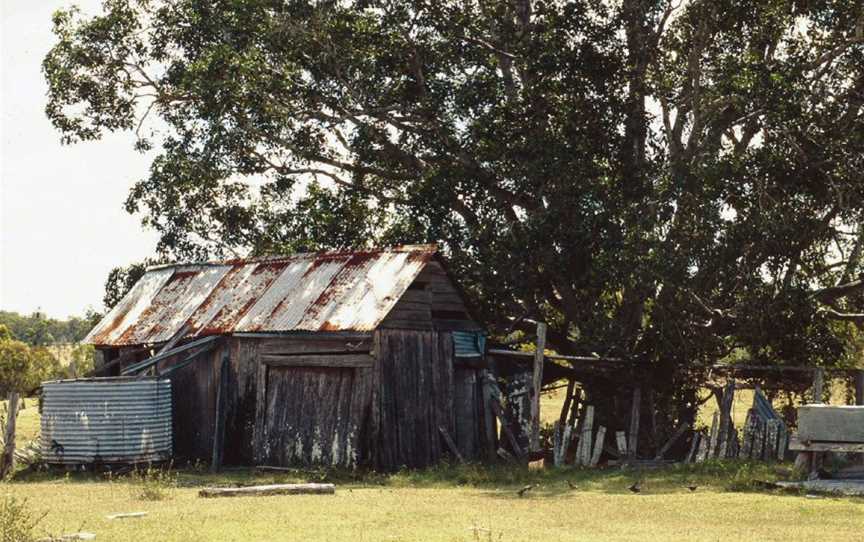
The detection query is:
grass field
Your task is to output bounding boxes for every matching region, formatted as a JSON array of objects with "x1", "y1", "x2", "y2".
[
  {"x1": 3, "y1": 462, "x2": 863, "y2": 541},
  {"x1": 3, "y1": 392, "x2": 862, "y2": 541}
]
